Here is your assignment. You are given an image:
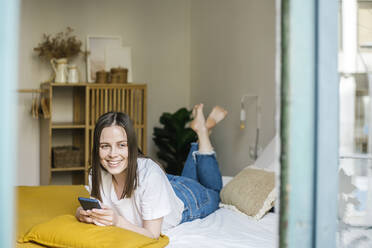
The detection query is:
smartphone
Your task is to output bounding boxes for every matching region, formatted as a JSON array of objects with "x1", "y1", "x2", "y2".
[{"x1": 78, "y1": 197, "x2": 102, "y2": 210}]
